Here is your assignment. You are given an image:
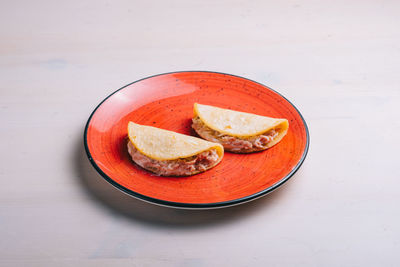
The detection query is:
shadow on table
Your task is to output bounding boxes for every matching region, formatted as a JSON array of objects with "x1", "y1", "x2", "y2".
[{"x1": 74, "y1": 134, "x2": 298, "y2": 229}]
